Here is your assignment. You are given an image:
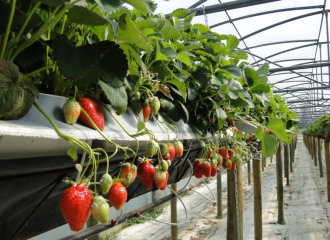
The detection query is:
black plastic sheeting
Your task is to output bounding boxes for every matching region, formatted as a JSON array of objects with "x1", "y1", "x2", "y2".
[{"x1": 0, "y1": 141, "x2": 202, "y2": 240}]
